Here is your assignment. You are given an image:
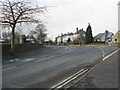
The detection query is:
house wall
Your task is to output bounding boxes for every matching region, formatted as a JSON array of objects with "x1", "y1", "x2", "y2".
[
  {"x1": 100, "y1": 35, "x2": 105, "y2": 42},
  {"x1": 56, "y1": 31, "x2": 85, "y2": 45},
  {"x1": 56, "y1": 37, "x2": 61, "y2": 44},
  {"x1": 112, "y1": 32, "x2": 120, "y2": 44},
  {"x1": 100, "y1": 32, "x2": 113, "y2": 42},
  {"x1": 62, "y1": 36, "x2": 67, "y2": 43},
  {"x1": 67, "y1": 35, "x2": 74, "y2": 42}
]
